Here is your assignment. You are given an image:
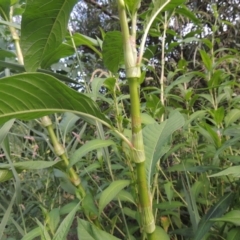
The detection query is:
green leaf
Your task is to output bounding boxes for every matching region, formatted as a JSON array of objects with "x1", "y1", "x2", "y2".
[
  {"x1": 0, "y1": 0, "x2": 10, "y2": 20},
  {"x1": 41, "y1": 43, "x2": 75, "y2": 68},
  {"x1": 77, "y1": 218, "x2": 121, "y2": 240},
  {"x1": 227, "y1": 228, "x2": 240, "y2": 240},
  {"x1": 69, "y1": 139, "x2": 115, "y2": 168},
  {"x1": 53, "y1": 202, "x2": 80, "y2": 240},
  {"x1": 209, "y1": 166, "x2": 240, "y2": 178},
  {"x1": 35, "y1": 219, "x2": 51, "y2": 240},
  {"x1": 99, "y1": 180, "x2": 130, "y2": 215},
  {"x1": 225, "y1": 109, "x2": 240, "y2": 127},
  {"x1": 21, "y1": 0, "x2": 78, "y2": 71},
  {"x1": 21, "y1": 227, "x2": 42, "y2": 240},
  {"x1": 0, "y1": 169, "x2": 13, "y2": 182},
  {"x1": 59, "y1": 112, "x2": 80, "y2": 135},
  {"x1": 0, "y1": 73, "x2": 111, "y2": 126},
  {"x1": 47, "y1": 208, "x2": 60, "y2": 234},
  {"x1": 154, "y1": 201, "x2": 185, "y2": 210},
  {"x1": 102, "y1": 31, "x2": 124, "y2": 73},
  {"x1": 154, "y1": 226, "x2": 170, "y2": 240},
  {"x1": 115, "y1": 190, "x2": 136, "y2": 205},
  {"x1": 0, "y1": 193, "x2": 16, "y2": 240},
  {"x1": 211, "y1": 210, "x2": 240, "y2": 226},
  {"x1": 125, "y1": 0, "x2": 140, "y2": 14},
  {"x1": 143, "y1": 111, "x2": 185, "y2": 187},
  {"x1": 0, "y1": 60, "x2": 78, "y2": 84},
  {"x1": 0, "y1": 160, "x2": 62, "y2": 170},
  {"x1": 175, "y1": 6, "x2": 200, "y2": 24},
  {"x1": 199, "y1": 50, "x2": 212, "y2": 71},
  {"x1": 0, "y1": 119, "x2": 15, "y2": 145},
  {"x1": 82, "y1": 193, "x2": 99, "y2": 219},
  {"x1": 0, "y1": 49, "x2": 16, "y2": 60},
  {"x1": 68, "y1": 33, "x2": 102, "y2": 57},
  {"x1": 194, "y1": 192, "x2": 234, "y2": 240}
]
